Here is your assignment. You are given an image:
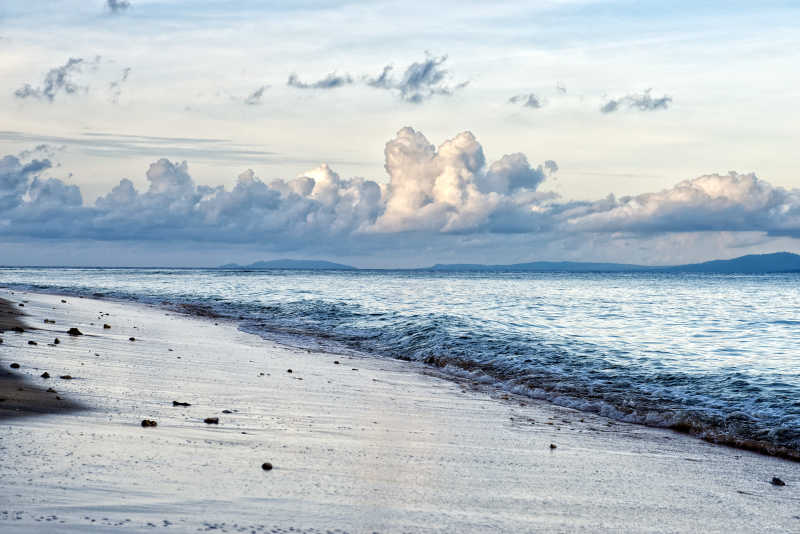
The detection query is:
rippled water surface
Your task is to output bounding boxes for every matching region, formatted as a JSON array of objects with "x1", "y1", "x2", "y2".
[{"x1": 2, "y1": 268, "x2": 798, "y2": 457}]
